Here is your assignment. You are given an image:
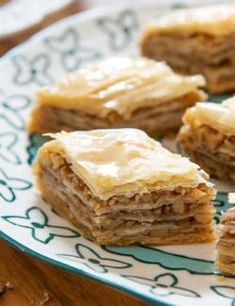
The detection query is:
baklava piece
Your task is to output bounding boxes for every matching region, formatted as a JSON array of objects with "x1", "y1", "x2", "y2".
[
  {"x1": 216, "y1": 207, "x2": 235, "y2": 275},
  {"x1": 28, "y1": 57, "x2": 205, "y2": 137},
  {"x1": 178, "y1": 96, "x2": 235, "y2": 183},
  {"x1": 141, "y1": 4, "x2": 235, "y2": 93},
  {"x1": 33, "y1": 128, "x2": 215, "y2": 246}
]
